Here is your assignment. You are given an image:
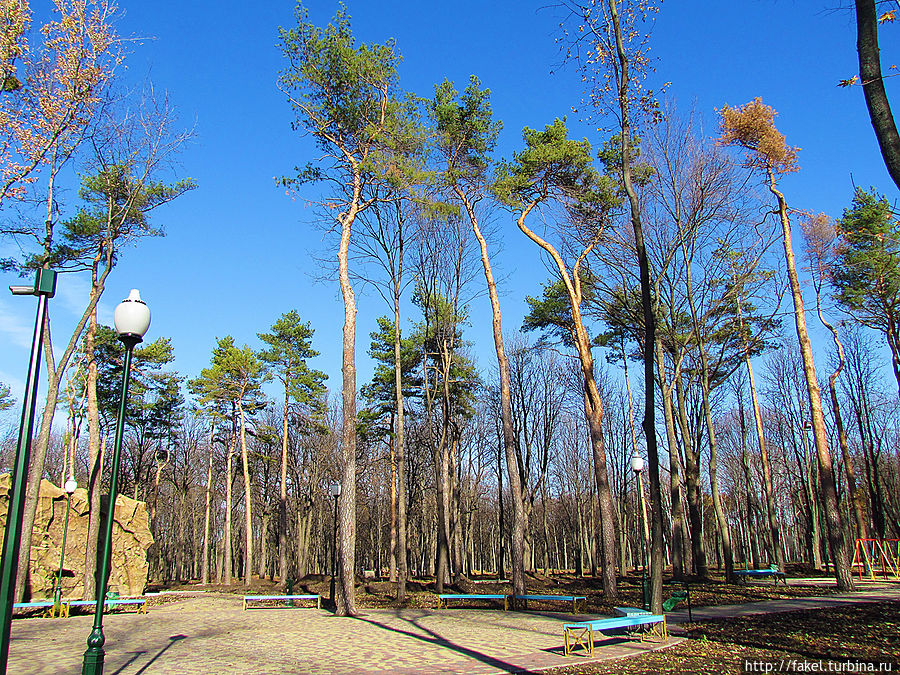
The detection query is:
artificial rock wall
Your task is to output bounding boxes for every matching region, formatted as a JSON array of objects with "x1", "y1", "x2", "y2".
[{"x1": 0, "y1": 474, "x2": 154, "y2": 599}]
